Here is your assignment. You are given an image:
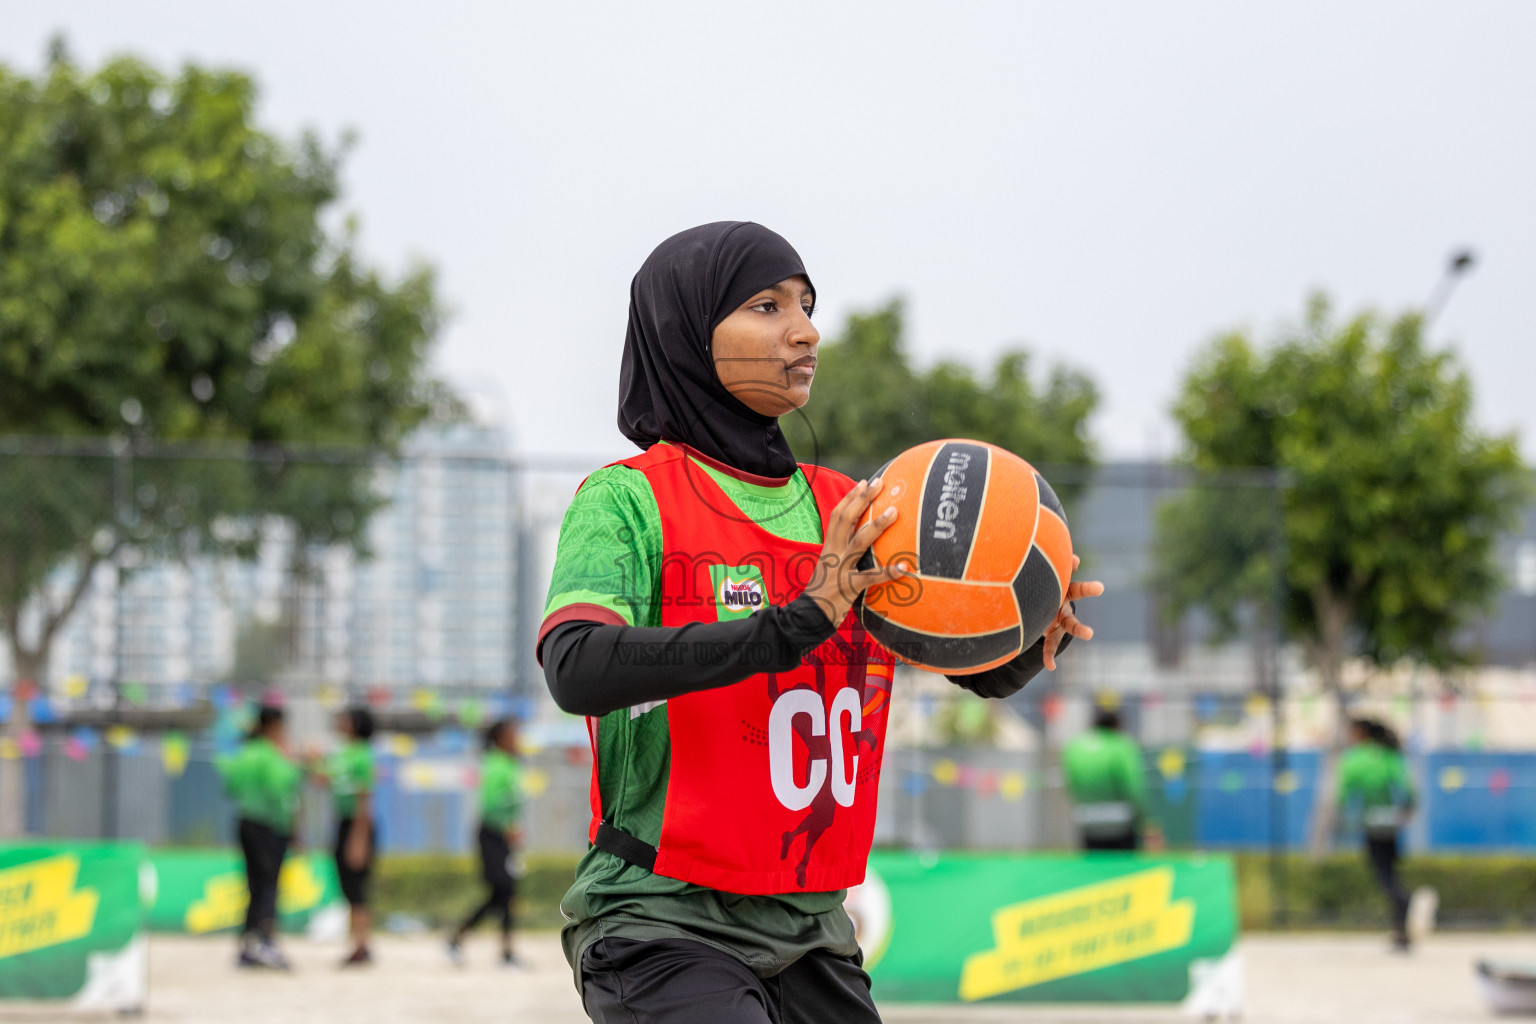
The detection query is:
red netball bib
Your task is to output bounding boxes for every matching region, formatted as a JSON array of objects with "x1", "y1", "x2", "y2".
[{"x1": 584, "y1": 444, "x2": 895, "y2": 894}]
